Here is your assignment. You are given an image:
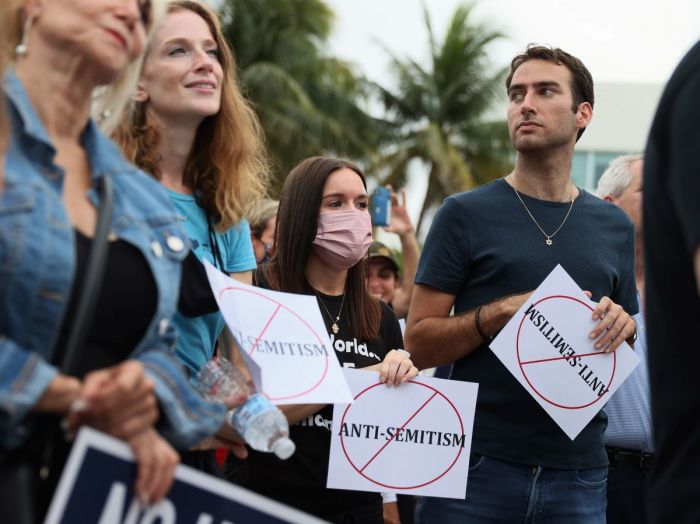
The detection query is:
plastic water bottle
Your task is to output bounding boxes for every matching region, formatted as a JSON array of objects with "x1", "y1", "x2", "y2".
[
  {"x1": 195, "y1": 358, "x2": 295, "y2": 460},
  {"x1": 227, "y1": 393, "x2": 296, "y2": 460},
  {"x1": 195, "y1": 357, "x2": 250, "y2": 399}
]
